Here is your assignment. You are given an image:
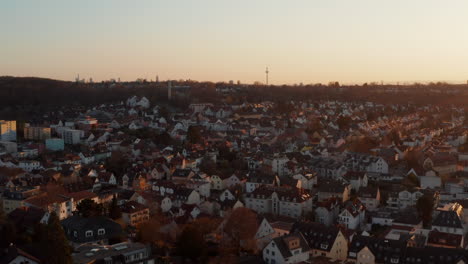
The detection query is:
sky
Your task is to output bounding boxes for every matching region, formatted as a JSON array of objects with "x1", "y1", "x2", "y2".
[{"x1": 1, "y1": 0, "x2": 468, "y2": 85}]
